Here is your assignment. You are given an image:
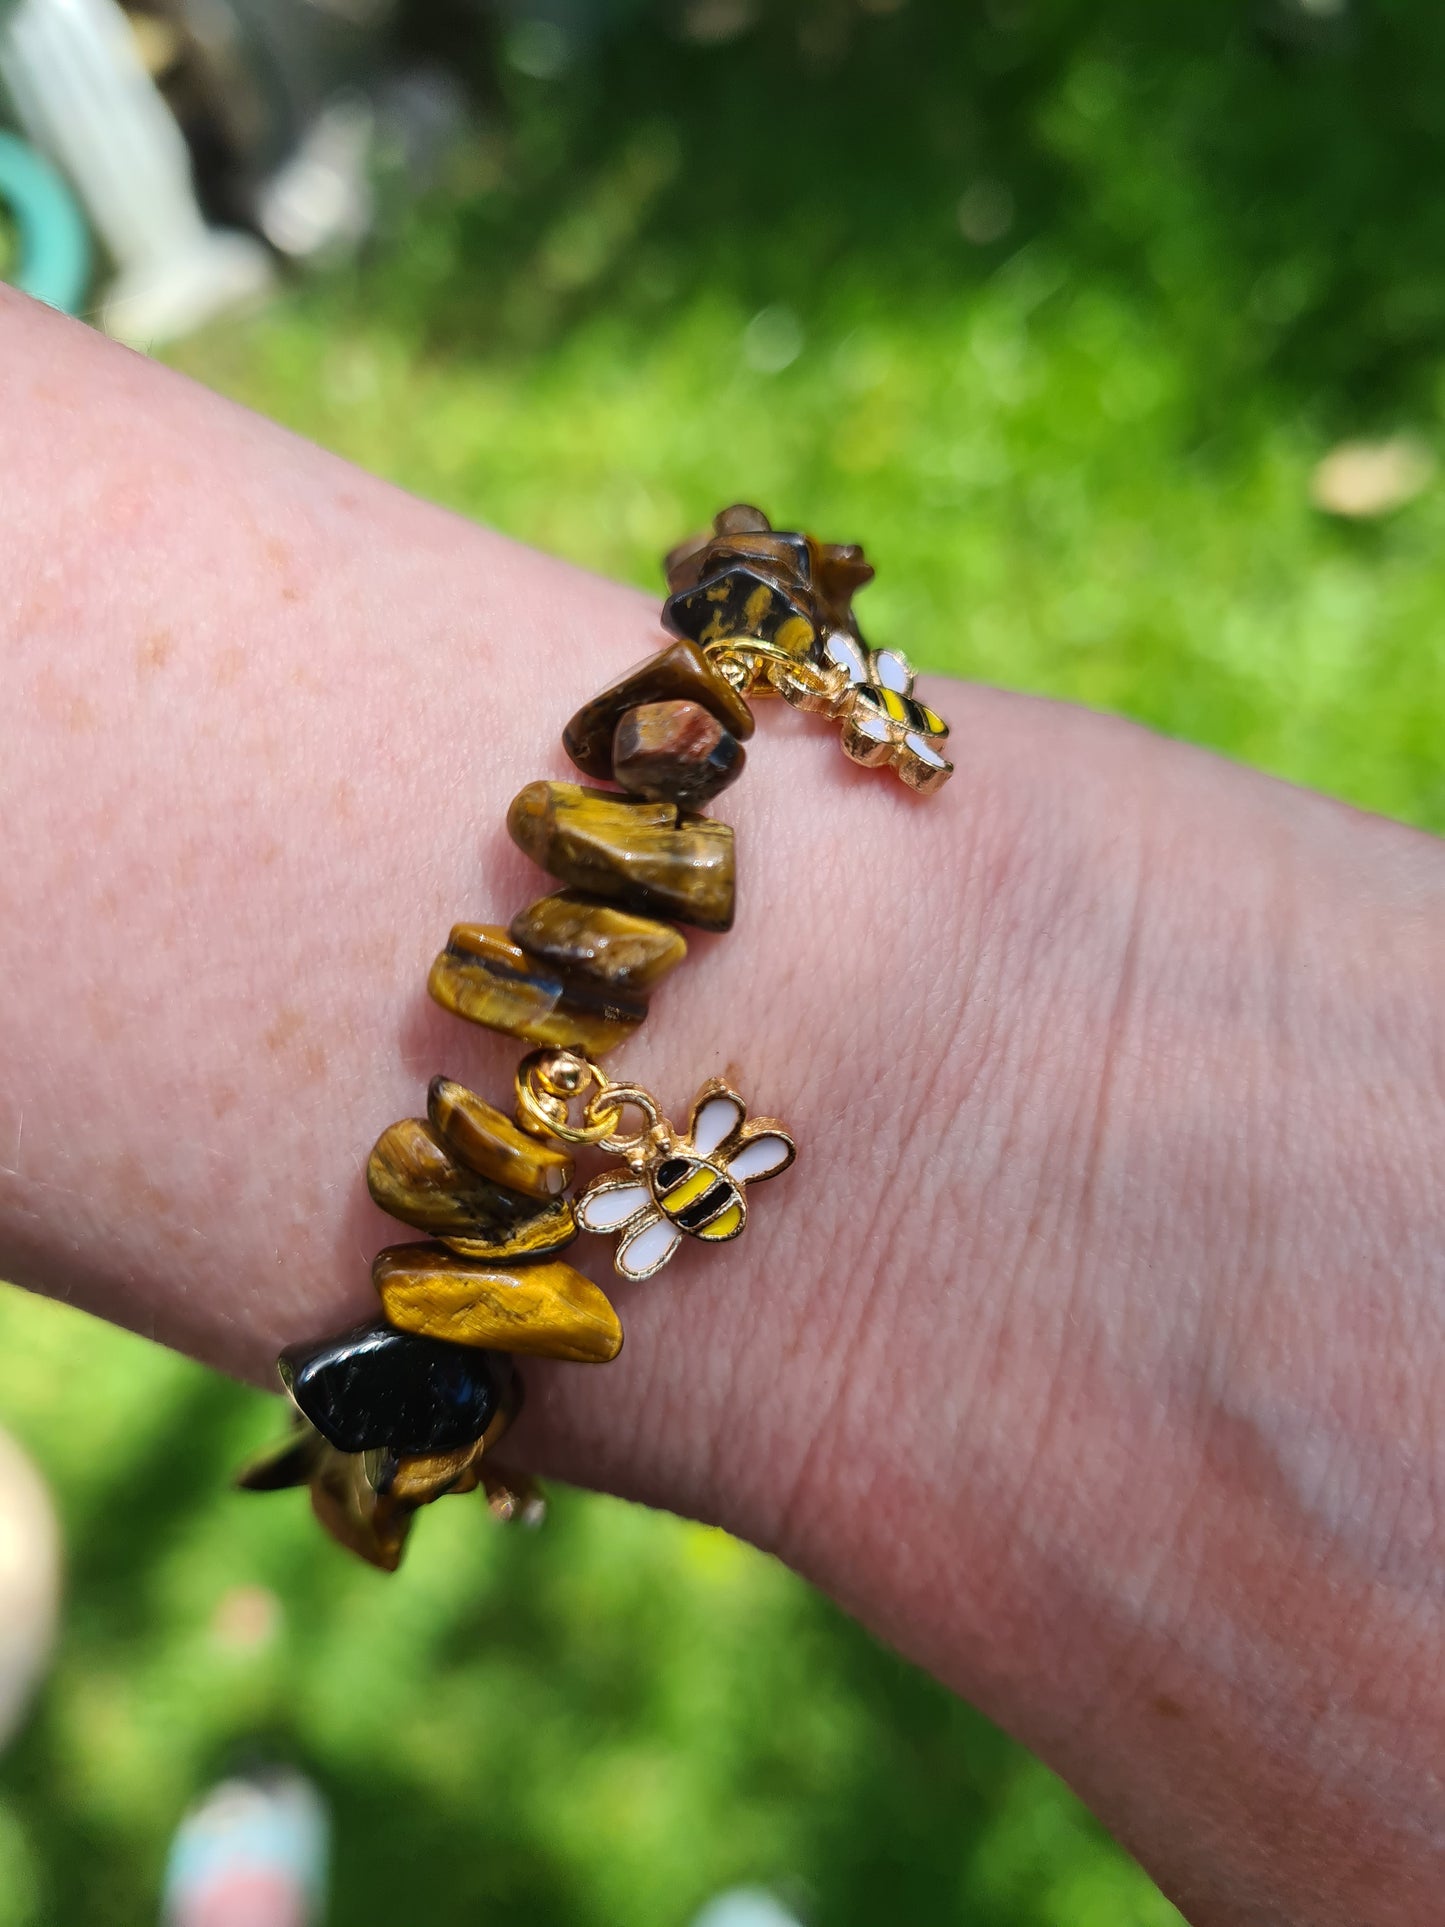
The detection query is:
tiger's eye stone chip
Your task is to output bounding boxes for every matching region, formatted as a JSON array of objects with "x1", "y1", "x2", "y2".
[
  {"x1": 507, "y1": 782, "x2": 735, "y2": 932},
  {"x1": 662, "y1": 505, "x2": 875, "y2": 653},
  {"x1": 612, "y1": 700, "x2": 745, "y2": 809},
  {"x1": 427, "y1": 1077, "x2": 573, "y2": 1200},
  {"x1": 428, "y1": 923, "x2": 646, "y2": 1054},
  {"x1": 441, "y1": 1197, "x2": 578, "y2": 1263},
  {"x1": 374, "y1": 1242, "x2": 624, "y2": 1364},
  {"x1": 235, "y1": 1418, "x2": 324, "y2": 1492},
  {"x1": 662, "y1": 559, "x2": 815, "y2": 661},
  {"x1": 508, "y1": 890, "x2": 687, "y2": 995},
  {"x1": 278, "y1": 1320, "x2": 509, "y2": 1456},
  {"x1": 368, "y1": 1439, "x2": 487, "y2": 1506},
  {"x1": 363, "y1": 1358, "x2": 522, "y2": 1507},
  {"x1": 368, "y1": 1117, "x2": 543, "y2": 1240},
  {"x1": 310, "y1": 1447, "x2": 412, "y2": 1571},
  {"x1": 562, "y1": 637, "x2": 754, "y2": 782}
]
